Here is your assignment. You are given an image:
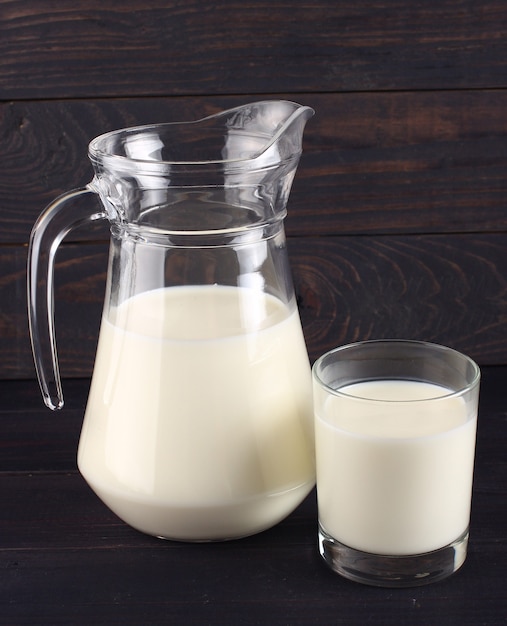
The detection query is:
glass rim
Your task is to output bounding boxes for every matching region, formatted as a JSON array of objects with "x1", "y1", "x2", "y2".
[{"x1": 312, "y1": 339, "x2": 481, "y2": 403}]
